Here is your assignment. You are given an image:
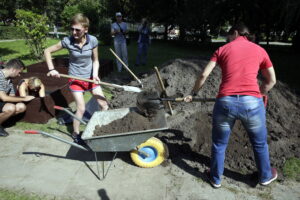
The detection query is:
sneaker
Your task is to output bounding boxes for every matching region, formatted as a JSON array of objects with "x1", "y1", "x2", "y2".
[
  {"x1": 0, "y1": 126, "x2": 9, "y2": 137},
  {"x1": 205, "y1": 169, "x2": 221, "y2": 188},
  {"x1": 260, "y1": 168, "x2": 278, "y2": 186},
  {"x1": 71, "y1": 132, "x2": 85, "y2": 145}
]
